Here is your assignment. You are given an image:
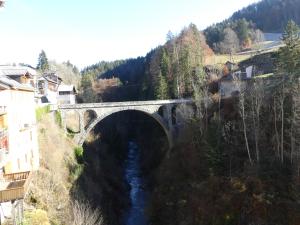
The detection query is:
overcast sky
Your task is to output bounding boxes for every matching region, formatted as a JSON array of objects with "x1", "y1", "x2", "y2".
[{"x1": 0, "y1": 0, "x2": 260, "y2": 69}]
